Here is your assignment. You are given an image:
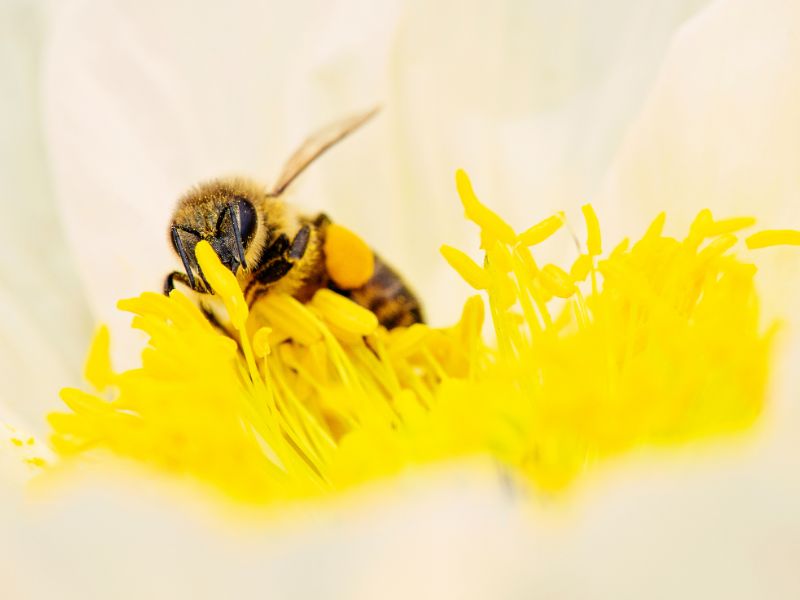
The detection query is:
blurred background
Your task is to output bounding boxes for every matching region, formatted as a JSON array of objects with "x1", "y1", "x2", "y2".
[{"x1": 2, "y1": 0, "x2": 800, "y2": 597}]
